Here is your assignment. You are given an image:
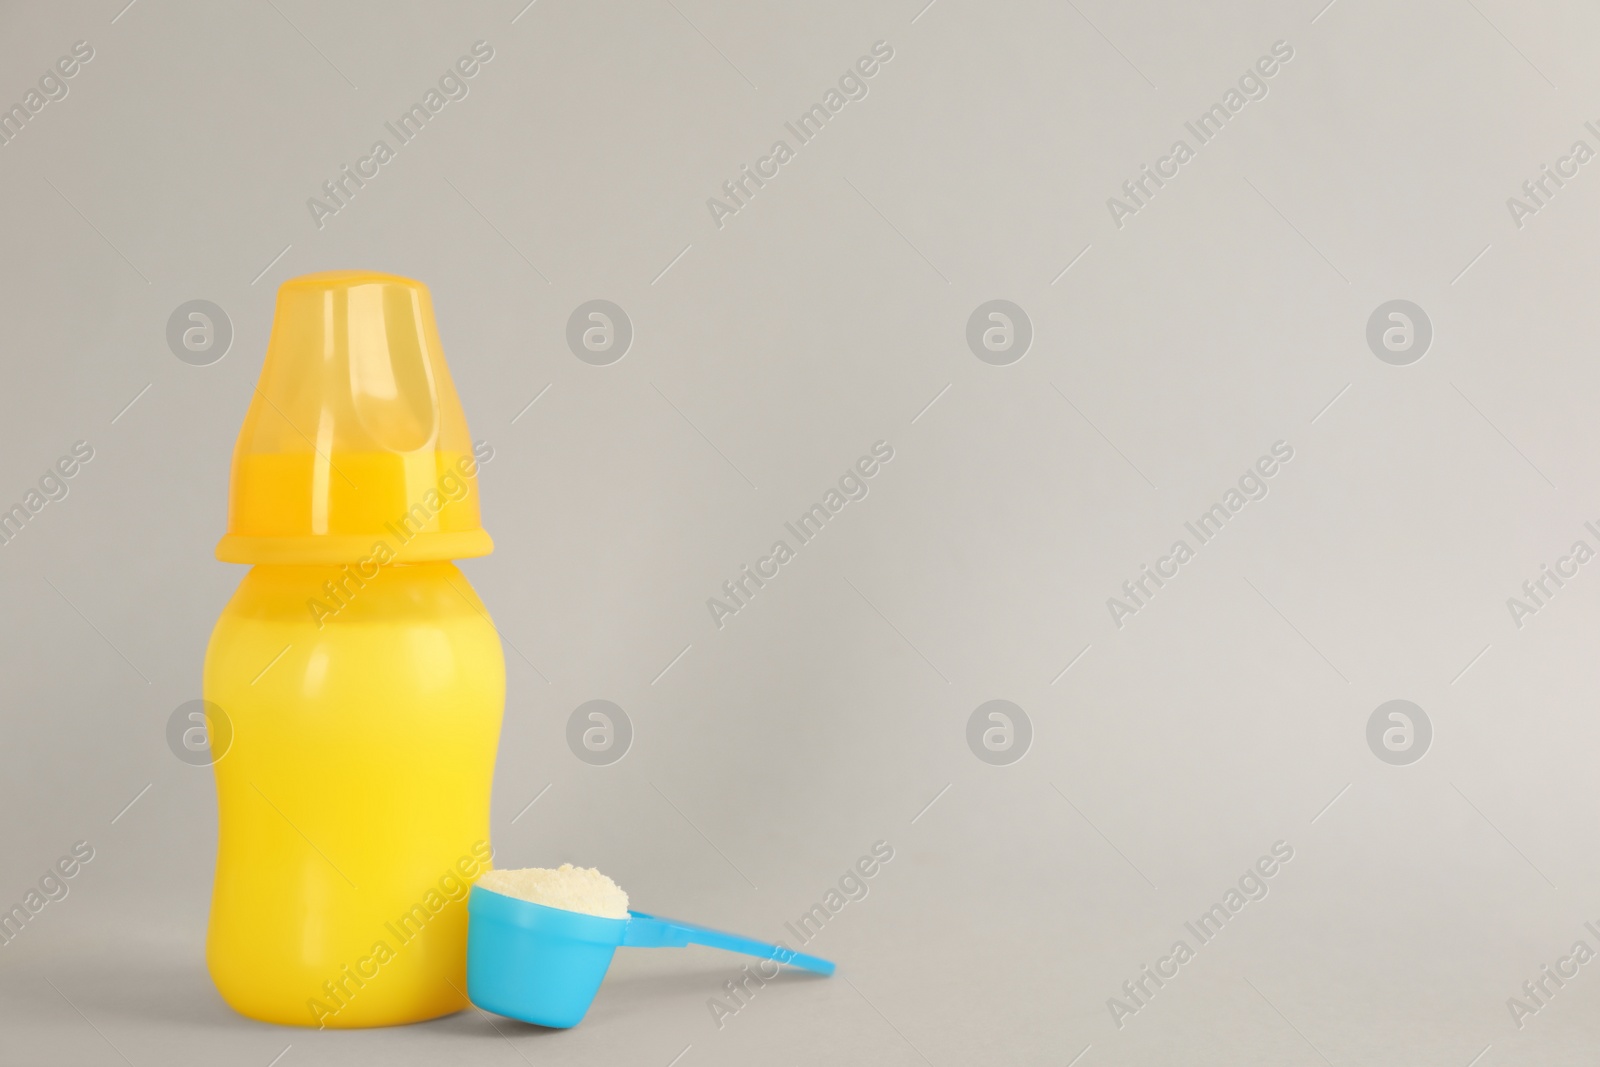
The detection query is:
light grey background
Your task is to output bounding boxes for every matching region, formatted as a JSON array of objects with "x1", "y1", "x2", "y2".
[{"x1": 1, "y1": 0, "x2": 1597, "y2": 1063}]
